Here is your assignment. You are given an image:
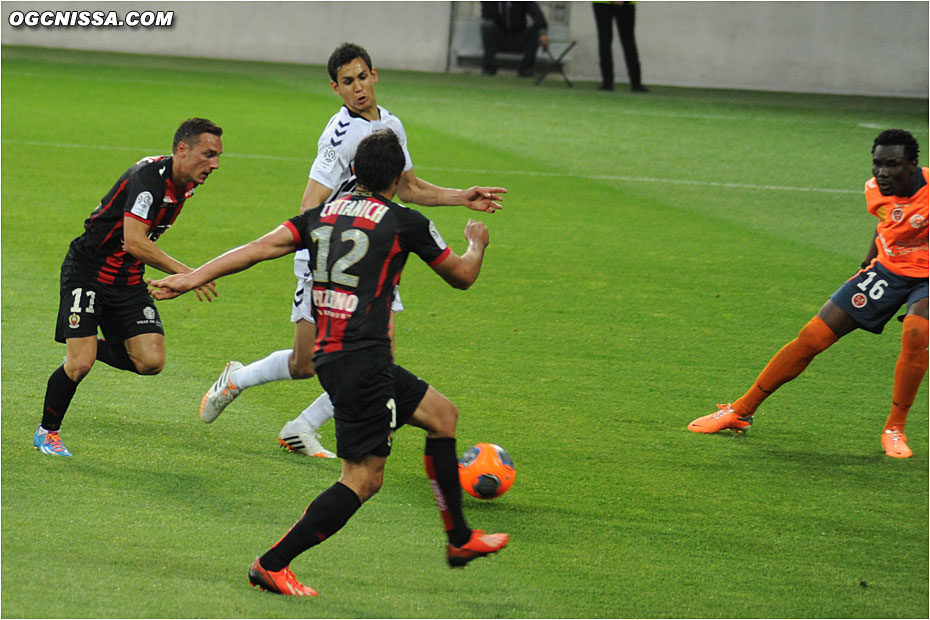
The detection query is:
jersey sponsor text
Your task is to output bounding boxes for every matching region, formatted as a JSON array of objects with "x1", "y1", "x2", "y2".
[{"x1": 313, "y1": 287, "x2": 359, "y2": 318}]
